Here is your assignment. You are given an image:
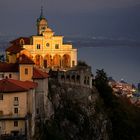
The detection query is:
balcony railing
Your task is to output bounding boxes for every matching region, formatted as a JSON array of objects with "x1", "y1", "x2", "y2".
[{"x1": 0, "y1": 114, "x2": 26, "y2": 120}]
